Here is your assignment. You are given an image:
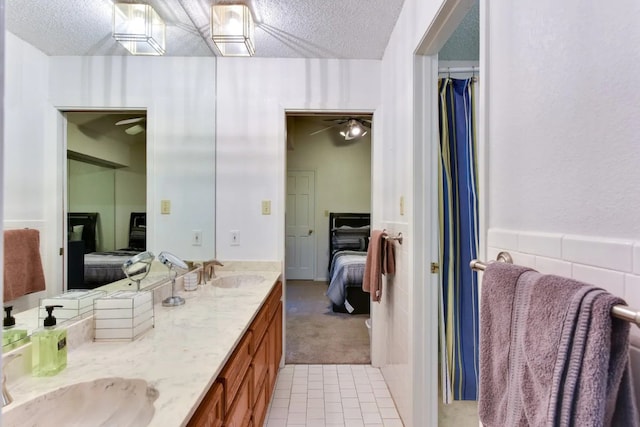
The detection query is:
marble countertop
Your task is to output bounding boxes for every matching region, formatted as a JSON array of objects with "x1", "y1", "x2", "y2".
[{"x1": 2, "y1": 261, "x2": 282, "y2": 427}]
